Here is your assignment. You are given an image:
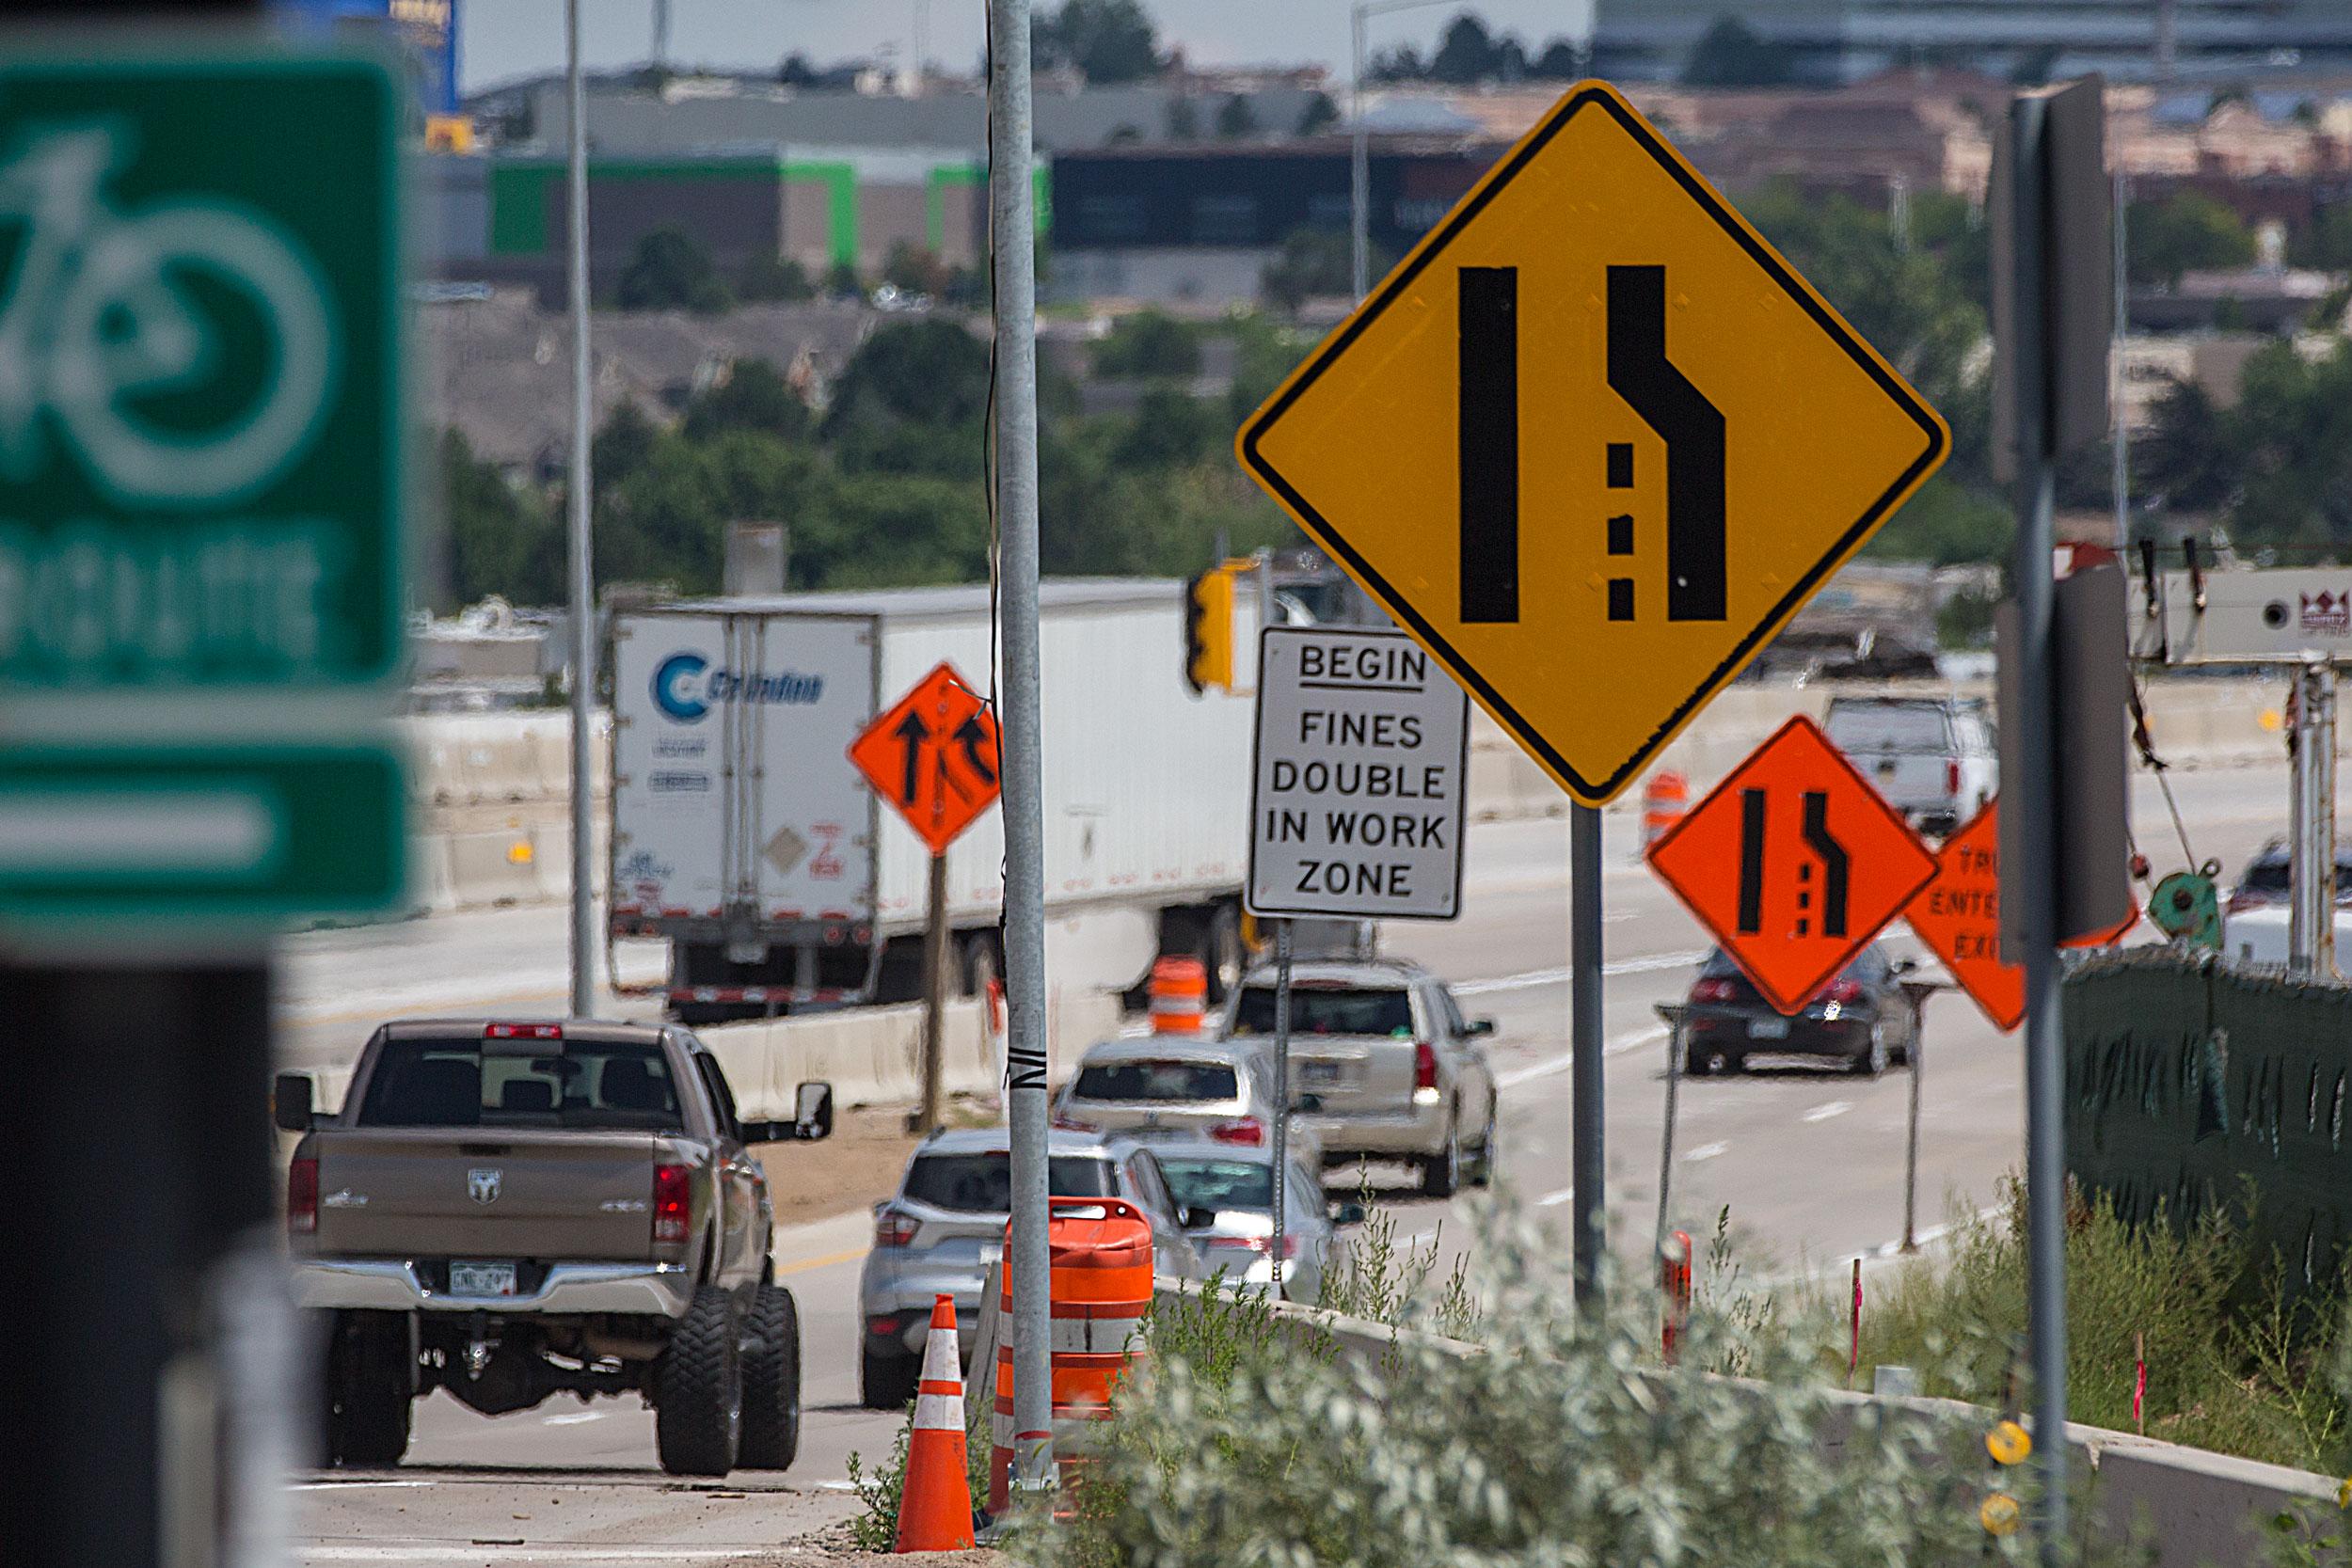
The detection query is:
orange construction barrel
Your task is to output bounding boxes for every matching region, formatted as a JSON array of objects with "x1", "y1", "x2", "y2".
[
  {"x1": 1642, "y1": 770, "x2": 1690, "y2": 852},
  {"x1": 1147, "y1": 955, "x2": 1208, "y2": 1034},
  {"x1": 989, "y1": 1196, "x2": 1154, "y2": 1514}
]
